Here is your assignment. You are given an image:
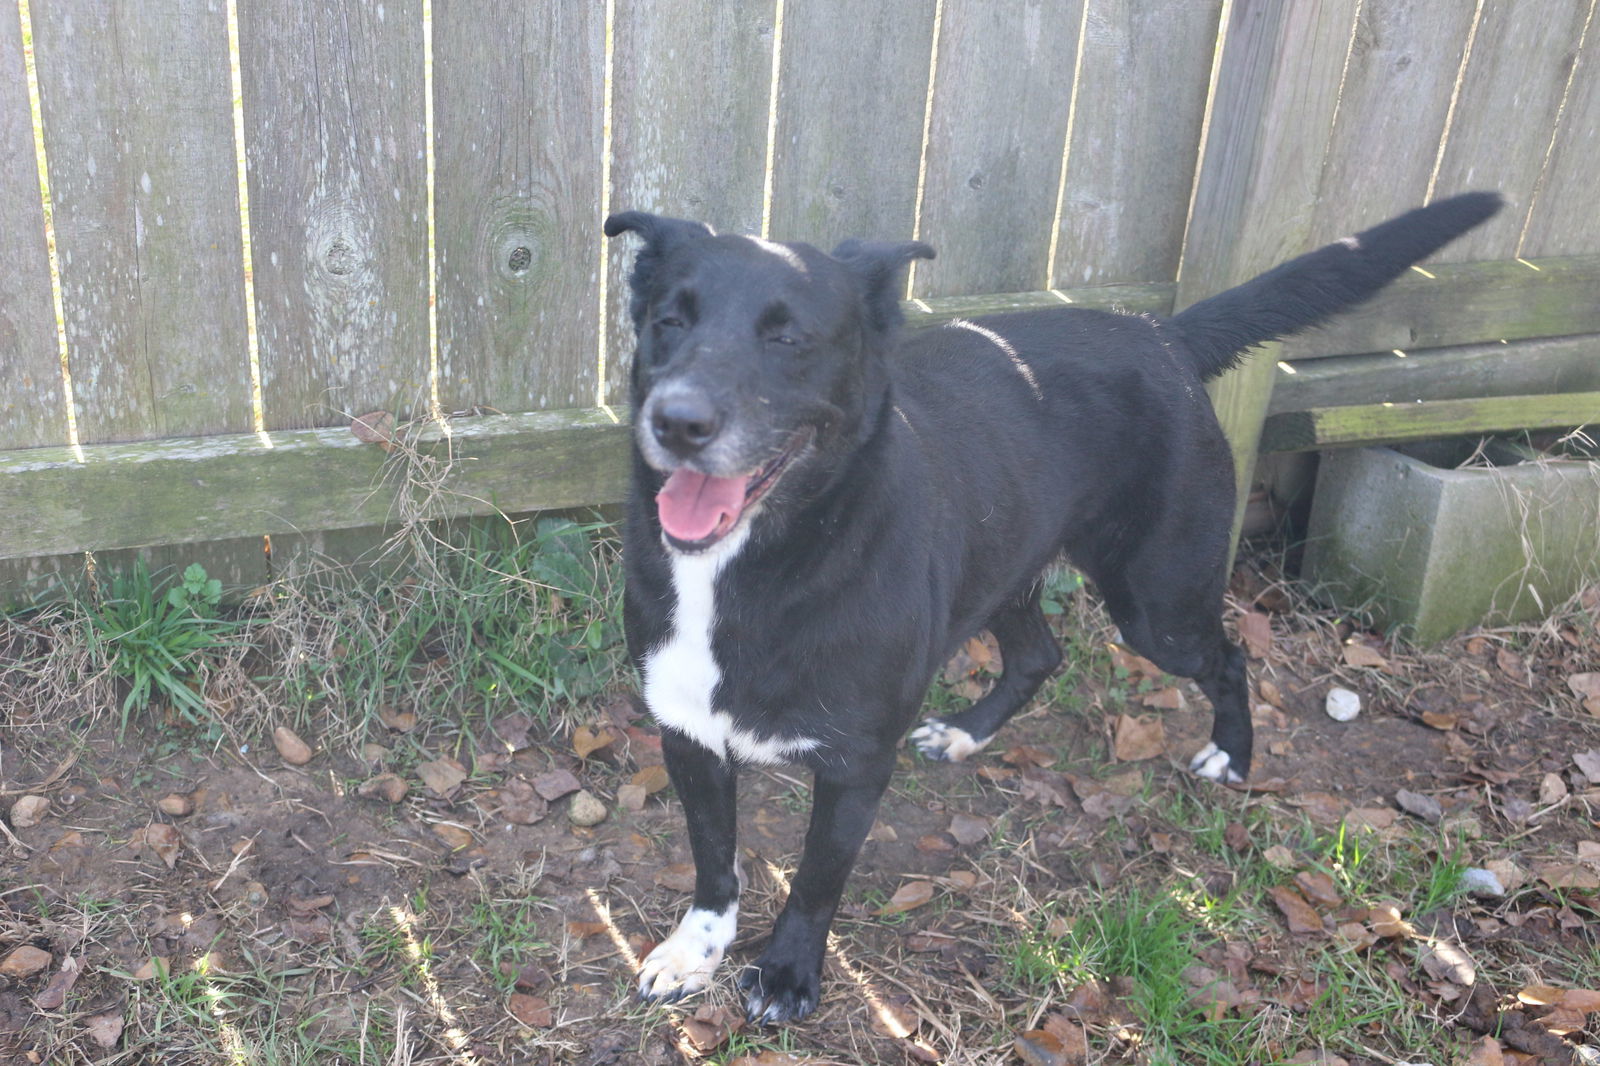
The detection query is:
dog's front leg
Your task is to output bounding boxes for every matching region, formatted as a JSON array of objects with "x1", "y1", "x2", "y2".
[
  {"x1": 637, "y1": 729, "x2": 740, "y2": 1003},
  {"x1": 739, "y1": 751, "x2": 896, "y2": 1025}
]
